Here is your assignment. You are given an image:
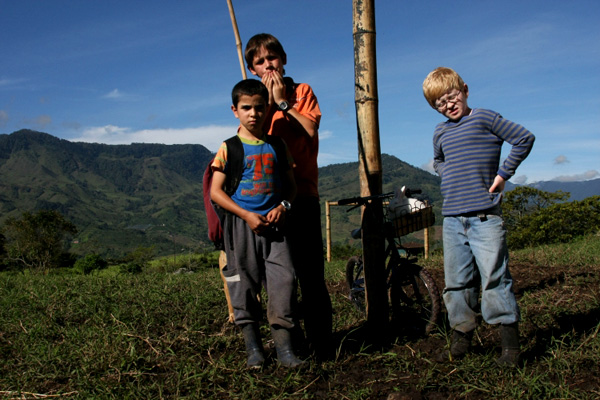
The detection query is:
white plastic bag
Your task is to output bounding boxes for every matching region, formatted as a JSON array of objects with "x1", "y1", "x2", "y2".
[
  {"x1": 389, "y1": 186, "x2": 426, "y2": 219},
  {"x1": 388, "y1": 186, "x2": 410, "y2": 219},
  {"x1": 408, "y1": 197, "x2": 426, "y2": 212}
]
